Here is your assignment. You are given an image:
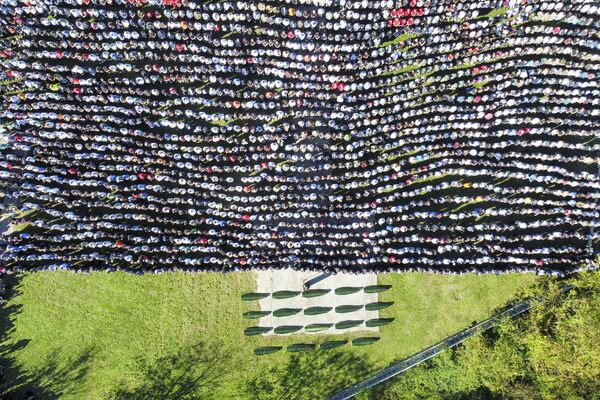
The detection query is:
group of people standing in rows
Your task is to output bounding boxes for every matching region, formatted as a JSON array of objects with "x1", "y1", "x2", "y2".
[{"x1": 0, "y1": 0, "x2": 598, "y2": 274}]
